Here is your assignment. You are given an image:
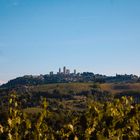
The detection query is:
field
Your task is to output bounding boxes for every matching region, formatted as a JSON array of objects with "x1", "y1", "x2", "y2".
[{"x1": 29, "y1": 82, "x2": 140, "y2": 95}]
